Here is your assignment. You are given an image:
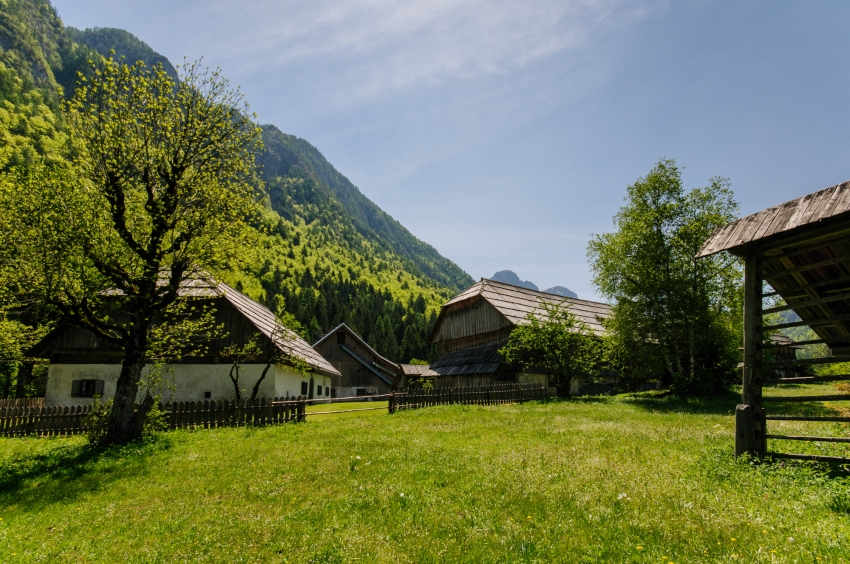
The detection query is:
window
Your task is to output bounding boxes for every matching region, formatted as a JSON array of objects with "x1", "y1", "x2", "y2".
[
  {"x1": 337, "y1": 332, "x2": 346, "y2": 345},
  {"x1": 317, "y1": 385, "x2": 322, "y2": 396},
  {"x1": 326, "y1": 386, "x2": 330, "y2": 396},
  {"x1": 204, "y1": 392, "x2": 212, "y2": 399},
  {"x1": 71, "y1": 379, "x2": 105, "y2": 398},
  {"x1": 301, "y1": 381, "x2": 308, "y2": 396}
]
